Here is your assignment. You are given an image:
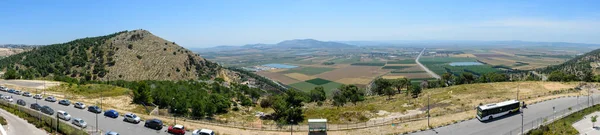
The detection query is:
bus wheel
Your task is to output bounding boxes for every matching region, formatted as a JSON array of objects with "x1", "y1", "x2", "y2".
[{"x1": 489, "y1": 116, "x2": 493, "y2": 120}]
